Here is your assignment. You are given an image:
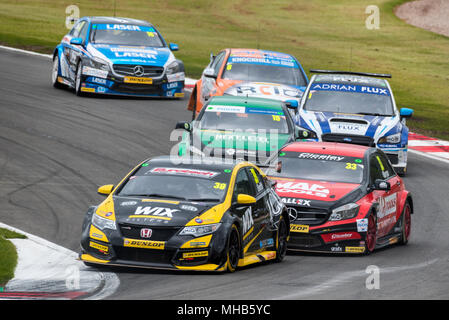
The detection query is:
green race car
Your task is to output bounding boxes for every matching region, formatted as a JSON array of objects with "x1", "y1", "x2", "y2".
[{"x1": 175, "y1": 95, "x2": 307, "y2": 164}]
